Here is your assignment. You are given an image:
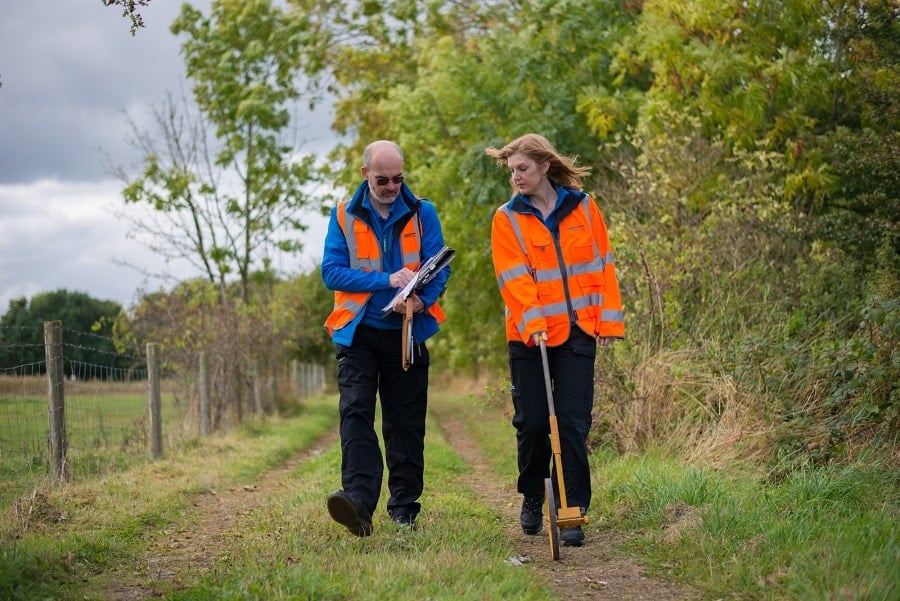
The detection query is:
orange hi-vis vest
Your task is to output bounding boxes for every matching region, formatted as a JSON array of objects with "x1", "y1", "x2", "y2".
[
  {"x1": 491, "y1": 193, "x2": 624, "y2": 346},
  {"x1": 324, "y1": 200, "x2": 446, "y2": 335}
]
